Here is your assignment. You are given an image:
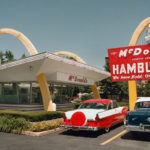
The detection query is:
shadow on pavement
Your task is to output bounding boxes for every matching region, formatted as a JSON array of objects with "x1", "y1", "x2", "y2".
[
  {"x1": 59, "y1": 129, "x2": 105, "y2": 138},
  {"x1": 121, "y1": 131, "x2": 150, "y2": 142}
]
